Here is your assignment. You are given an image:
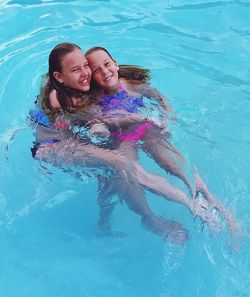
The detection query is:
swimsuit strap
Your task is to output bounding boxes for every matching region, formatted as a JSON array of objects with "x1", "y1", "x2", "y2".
[{"x1": 118, "y1": 83, "x2": 125, "y2": 92}]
